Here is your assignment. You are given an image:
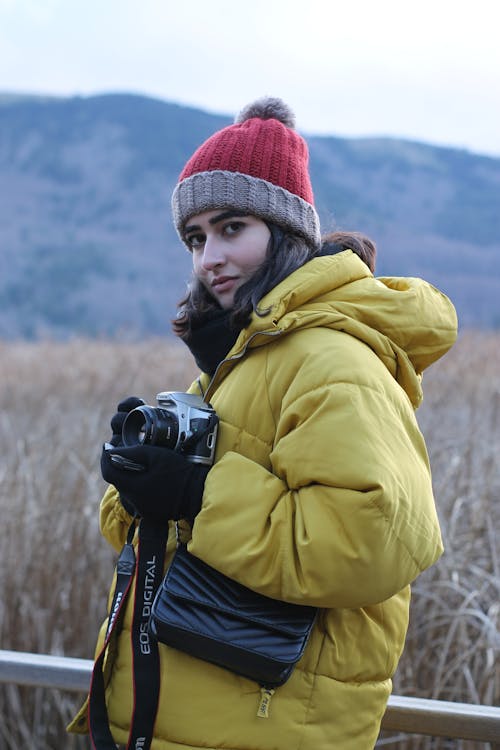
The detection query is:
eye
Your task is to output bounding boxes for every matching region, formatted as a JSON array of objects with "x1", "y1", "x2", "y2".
[
  {"x1": 185, "y1": 232, "x2": 205, "y2": 250},
  {"x1": 223, "y1": 221, "x2": 244, "y2": 236}
]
